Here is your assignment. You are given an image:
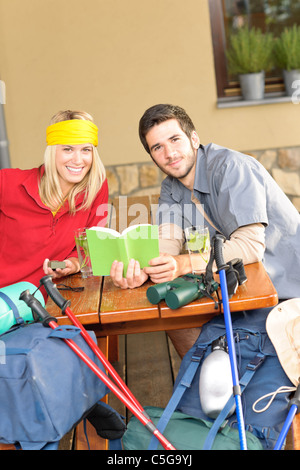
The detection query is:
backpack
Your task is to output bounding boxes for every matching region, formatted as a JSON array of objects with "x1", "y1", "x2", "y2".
[
  {"x1": 0, "y1": 322, "x2": 111, "y2": 450},
  {"x1": 123, "y1": 307, "x2": 294, "y2": 450},
  {"x1": 123, "y1": 406, "x2": 263, "y2": 450}
]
